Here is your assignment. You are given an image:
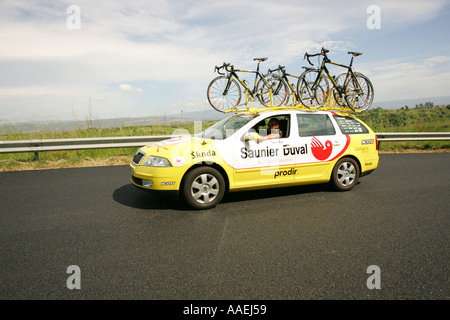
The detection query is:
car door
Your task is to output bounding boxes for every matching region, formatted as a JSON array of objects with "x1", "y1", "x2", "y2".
[
  {"x1": 232, "y1": 113, "x2": 298, "y2": 188},
  {"x1": 294, "y1": 113, "x2": 348, "y2": 182}
]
